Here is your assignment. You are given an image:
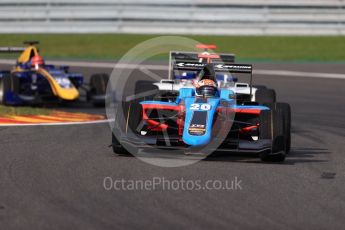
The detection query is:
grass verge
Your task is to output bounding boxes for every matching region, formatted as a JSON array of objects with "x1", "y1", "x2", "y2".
[
  {"x1": 0, "y1": 105, "x2": 51, "y2": 117},
  {"x1": 0, "y1": 34, "x2": 344, "y2": 62}
]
